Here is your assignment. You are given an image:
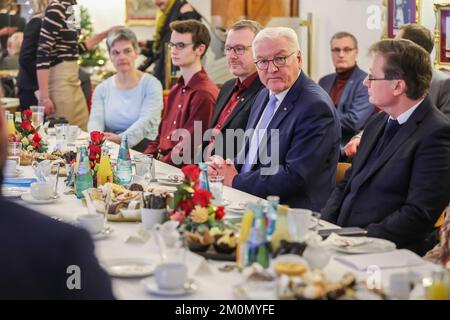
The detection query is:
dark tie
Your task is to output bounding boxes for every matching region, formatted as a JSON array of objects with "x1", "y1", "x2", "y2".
[{"x1": 376, "y1": 119, "x2": 401, "y2": 156}]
